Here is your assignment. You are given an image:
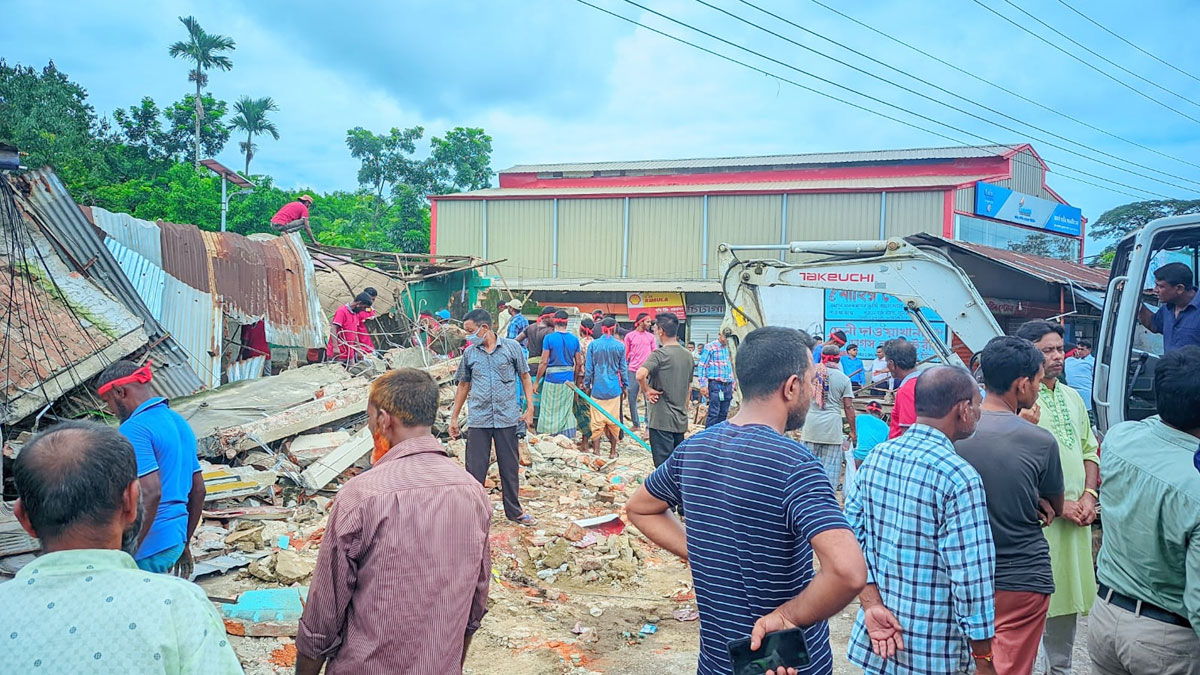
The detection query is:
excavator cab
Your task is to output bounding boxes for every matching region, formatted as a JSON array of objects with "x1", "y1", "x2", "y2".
[{"x1": 1094, "y1": 214, "x2": 1200, "y2": 431}]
